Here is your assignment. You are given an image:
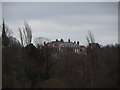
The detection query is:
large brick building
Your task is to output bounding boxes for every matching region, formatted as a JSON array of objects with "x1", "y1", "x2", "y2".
[{"x1": 44, "y1": 39, "x2": 87, "y2": 54}]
